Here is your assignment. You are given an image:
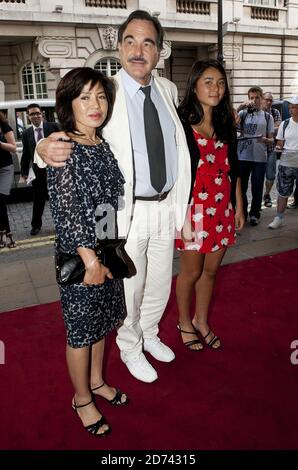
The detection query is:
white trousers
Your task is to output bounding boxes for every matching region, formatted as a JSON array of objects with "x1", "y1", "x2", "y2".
[{"x1": 116, "y1": 199, "x2": 175, "y2": 356}]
